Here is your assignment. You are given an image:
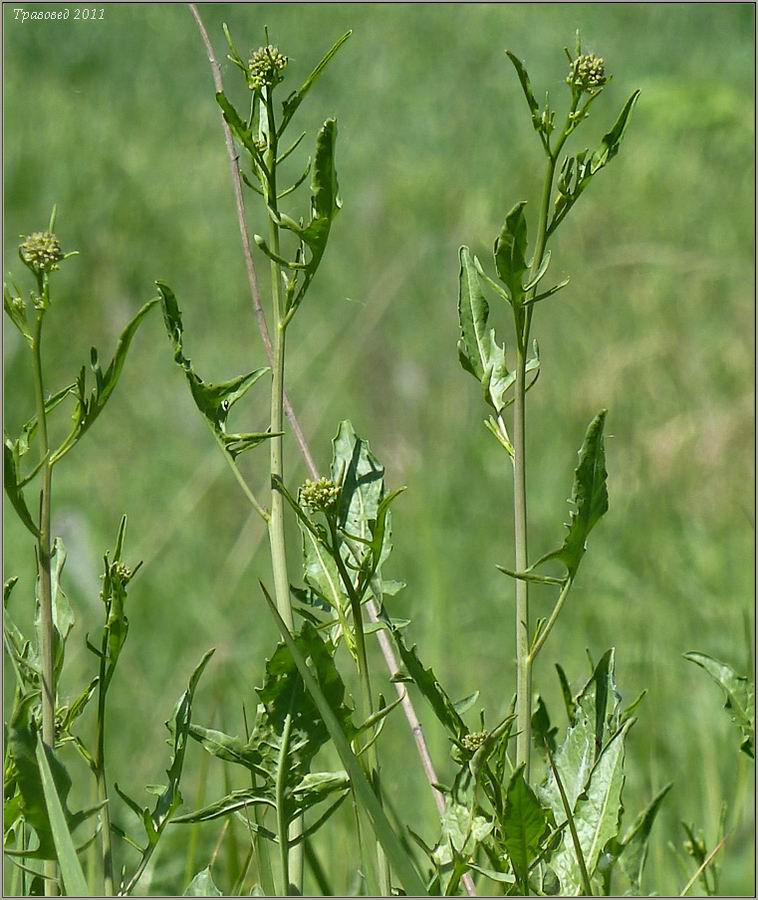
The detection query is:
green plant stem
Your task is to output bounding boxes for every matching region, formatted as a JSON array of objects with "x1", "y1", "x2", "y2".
[
  {"x1": 275, "y1": 712, "x2": 294, "y2": 894},
  {"x1": 263, "y1": 91, "x2": 303, "y2": 895},
  {"x1": 329, "y1": 523, "x2": 391, "y2": 894},
  {"x1": 95, "y1": 626, "x2": 115, "y2": 895},
  {"x1": 30, "y1": 301, "x2": 58, "y2": 897},
  {"x1": 528, "y1": 576, "x2": 574, "y2": 662},
  {"x1": 514, "y1": 98, "x2": 582, "y2": 781},
  {"x1": 513, "y1": 166, "x2": 552, "y2": 784}
]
